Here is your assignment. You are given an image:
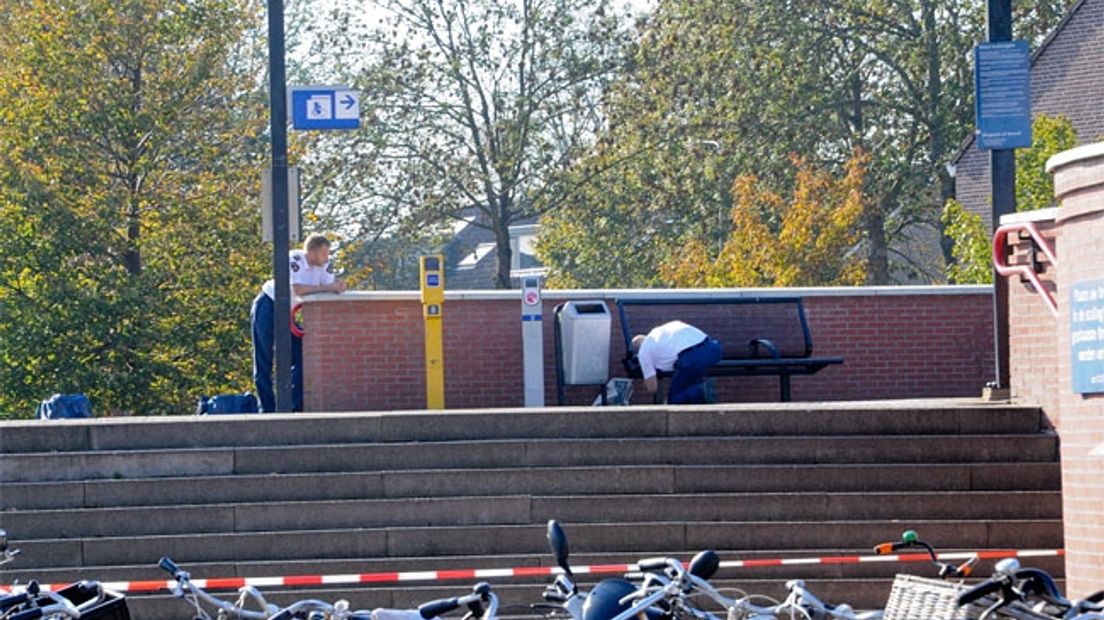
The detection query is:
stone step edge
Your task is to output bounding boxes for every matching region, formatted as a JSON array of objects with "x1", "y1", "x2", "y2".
[
  {"x1": 0, "y1": 432, "x2": 1059, "y2": 460},
  {"x1": 2, "y1": 489, "x2": 1064, "y2": 517},
  {"x1": 7, "y1": 518, "x2": 1066, "y2": 546}
]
